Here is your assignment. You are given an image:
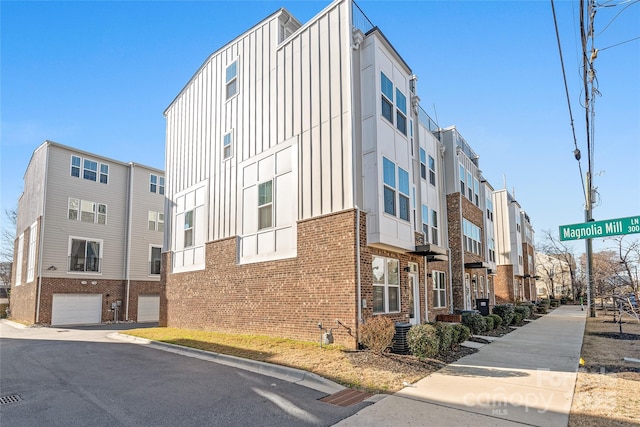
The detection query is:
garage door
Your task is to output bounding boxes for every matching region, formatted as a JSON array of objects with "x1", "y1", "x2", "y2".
[
  {"x1": 137, "y1": 295, "x2": 160, "y2": 322},
  {"x1": 51, "y1": 294, "x2": 102, "y2": 326}
]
